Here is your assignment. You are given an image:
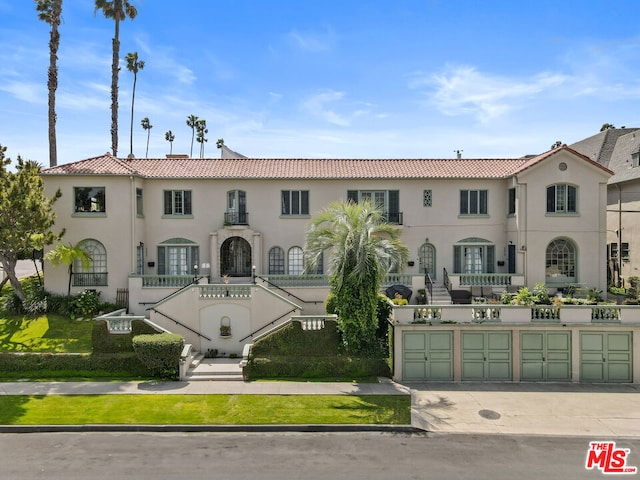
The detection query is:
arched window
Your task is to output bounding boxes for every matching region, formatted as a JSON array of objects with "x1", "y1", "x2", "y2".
[
  {"x1": 288, "y1": 246, "x2": 304, "y2": 275},
  {"x1": 545, "y1": 238, "x2": 576, "y2": 285},
  {"x1": 453, "y1": 238, "x2": 495, "y2": 274},
  {"x1": 268, "y1": 247, "x2": 285, "y2": 275},
  {"x1": 73, "y1": 239, "x2": 107, "y2": 286}
]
